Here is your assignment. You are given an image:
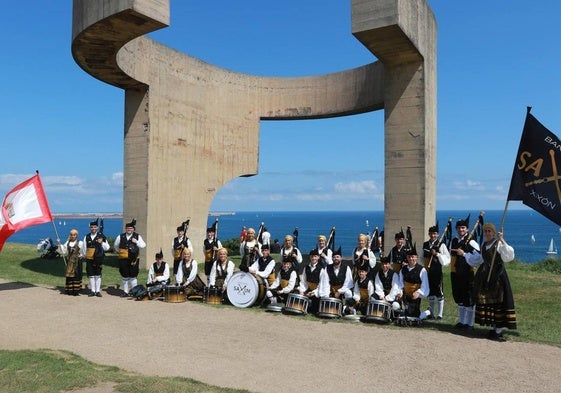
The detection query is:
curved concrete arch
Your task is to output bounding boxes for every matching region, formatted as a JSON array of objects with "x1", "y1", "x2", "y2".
[{"x1": 72, "y1": 0, "x2": 436, "y2": 265}]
